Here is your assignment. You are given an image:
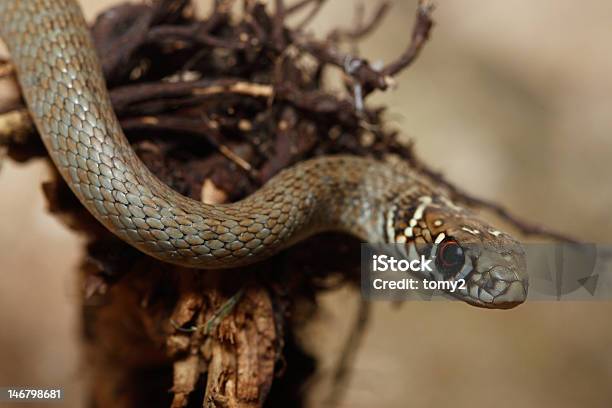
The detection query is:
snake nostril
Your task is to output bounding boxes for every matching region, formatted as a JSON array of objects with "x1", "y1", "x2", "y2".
[{"x1": 484, "y1": 276, "x2": 496, "y2": 290}]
